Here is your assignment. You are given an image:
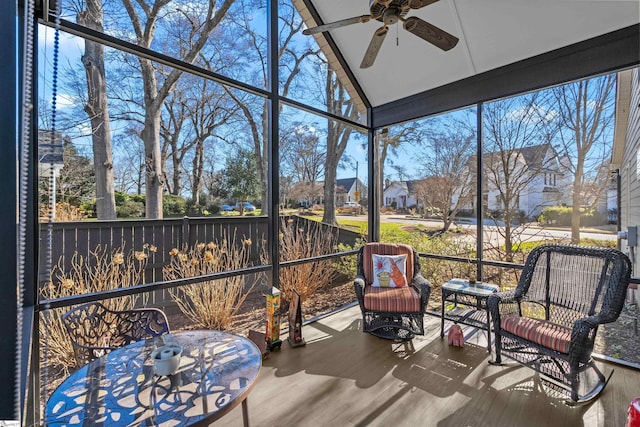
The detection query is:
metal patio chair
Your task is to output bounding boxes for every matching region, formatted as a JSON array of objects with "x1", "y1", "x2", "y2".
[{"x1": 63, "y1": 301, "x2": 170, "y2": 367}]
